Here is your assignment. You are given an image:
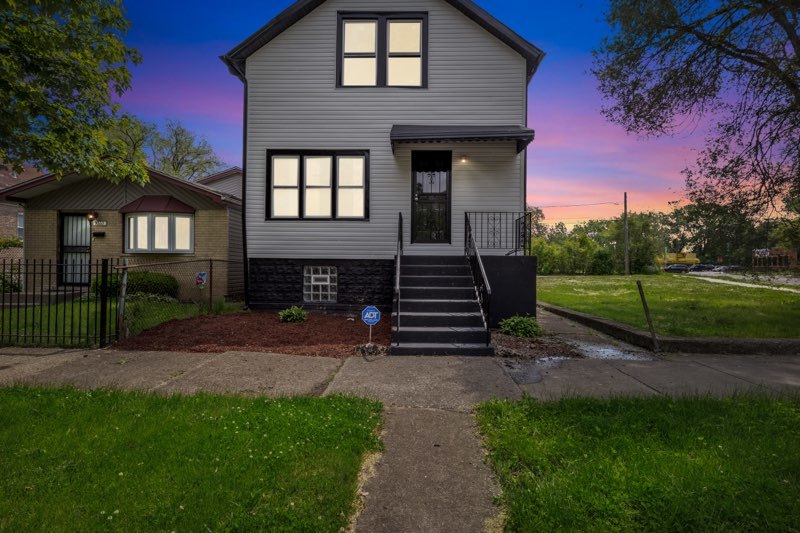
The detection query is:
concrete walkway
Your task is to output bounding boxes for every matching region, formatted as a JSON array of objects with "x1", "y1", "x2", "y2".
[{"x1": 1, "y1": 327, "x2": 799, "y2": 532}]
